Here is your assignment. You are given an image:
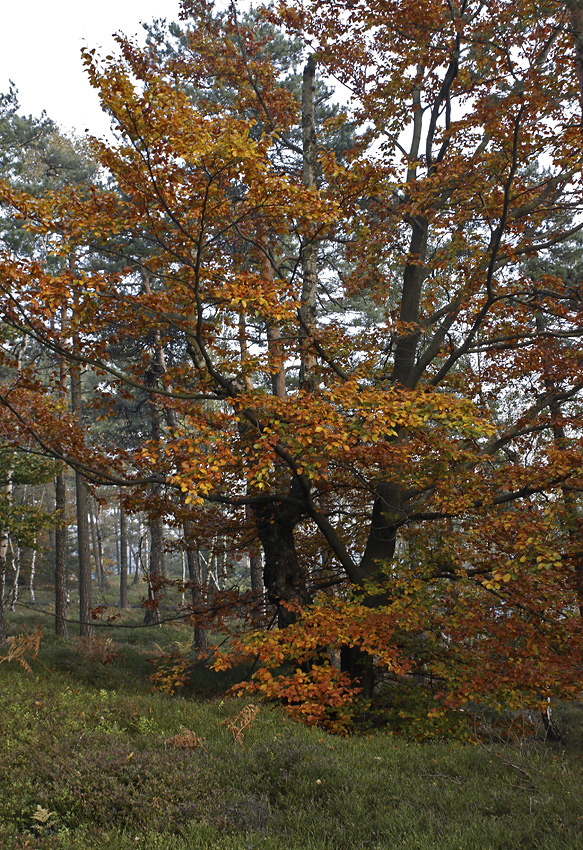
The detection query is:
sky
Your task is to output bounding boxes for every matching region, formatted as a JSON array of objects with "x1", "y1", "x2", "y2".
[{"x1": 0, "y1": 1, "x2": 182, "y2": 138}]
